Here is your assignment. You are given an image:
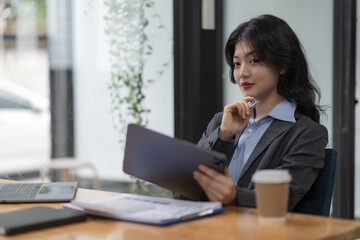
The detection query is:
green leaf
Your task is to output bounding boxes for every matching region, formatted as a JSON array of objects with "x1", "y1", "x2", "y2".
[
  {"x1": 145, "y1": 2, "x2": 154, "y2": 8},
  {"x1": 143, "y1": 19, "x2": 149, "y2": 27}
]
